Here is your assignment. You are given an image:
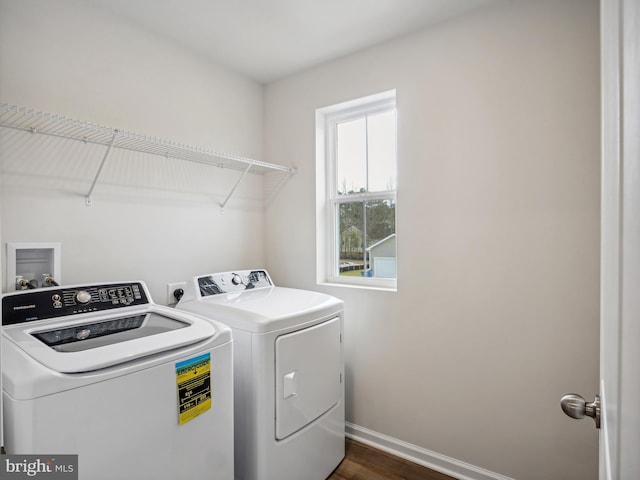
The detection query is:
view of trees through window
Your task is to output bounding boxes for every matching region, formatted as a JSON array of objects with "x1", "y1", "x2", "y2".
[
  {"x1": 335, "y1": 108, "x2": 397, "y2": 279},
  {"x1": 338, "y1": 199, "x2": 396, "y2": 276}
]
